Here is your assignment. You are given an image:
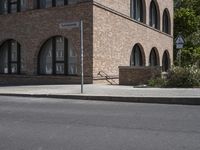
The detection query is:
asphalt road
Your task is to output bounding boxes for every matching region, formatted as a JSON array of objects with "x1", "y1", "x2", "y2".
[{"x1": 0, "y1": 96, "x2": 200, "y2": 150}]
